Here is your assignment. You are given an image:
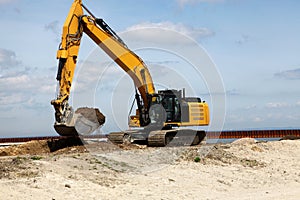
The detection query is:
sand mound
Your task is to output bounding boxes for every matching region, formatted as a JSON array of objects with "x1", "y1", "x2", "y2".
[
  {"x1": 0, "y1": 140, "x2": 300, "y2": 199},
  {"x1": 231, "y1": 137, "x2": 257, "y2": 145}
]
